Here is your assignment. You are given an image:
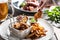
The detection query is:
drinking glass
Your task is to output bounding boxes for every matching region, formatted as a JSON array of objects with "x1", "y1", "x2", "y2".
[
  {"x1": 0, "y1": 0, "x2": 14, "y2": 24},
  {"x1": 0, "y1": 0, "x2": 8, "y2": 22}
]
